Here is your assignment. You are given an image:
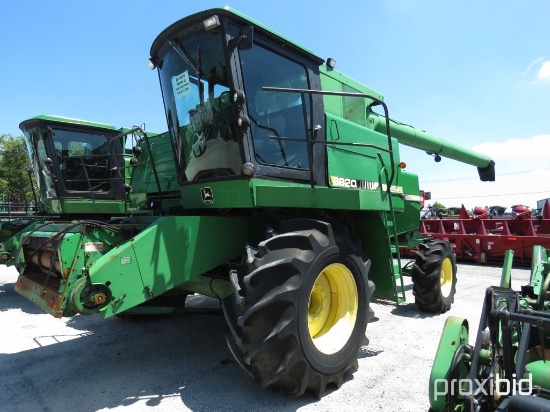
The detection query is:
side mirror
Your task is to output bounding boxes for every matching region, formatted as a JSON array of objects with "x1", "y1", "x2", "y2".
[{"x1": 228, "y1": 26, "x2": 254, "y2": 50}]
